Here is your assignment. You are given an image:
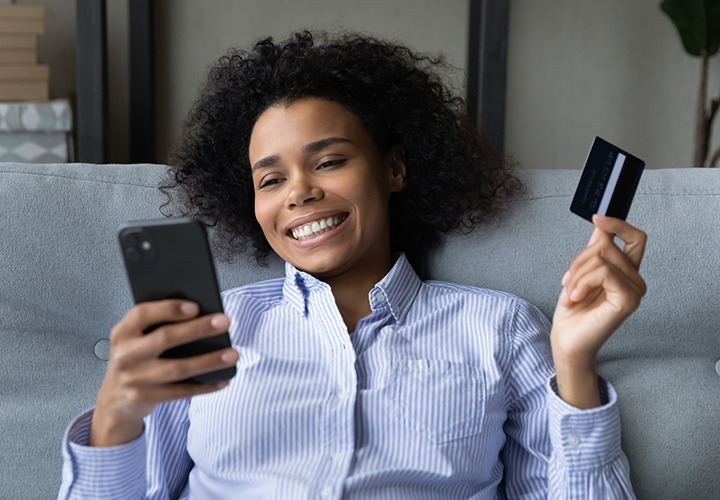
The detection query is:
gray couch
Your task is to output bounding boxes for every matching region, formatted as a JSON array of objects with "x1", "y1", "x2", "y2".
[{"x1": 1, "y1": 161, "x2": 718, "y2": 499}]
